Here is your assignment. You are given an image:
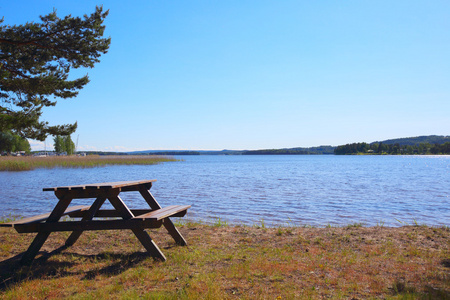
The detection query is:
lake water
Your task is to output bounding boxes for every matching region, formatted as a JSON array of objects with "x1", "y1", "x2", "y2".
[{"x1": 0, "y1": 155, "x2": 449, "y2": 227}]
